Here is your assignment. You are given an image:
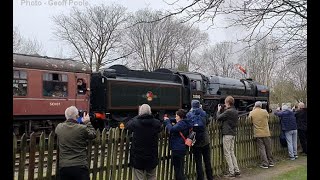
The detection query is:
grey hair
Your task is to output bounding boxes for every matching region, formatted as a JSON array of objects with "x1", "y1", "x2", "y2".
[
  {"x1": 254, "y1": 101, "x2": 262, "y2": 108},
  {"x1": 282, "y1": 105, "x2": 289, "y2": 111},
  {"x1": 139, "y1": 104, "x2": 152, "y2": 115},
  {"x1": 65, "y1": 106, "x2": 79, "y2": 120},
  {"x1": 298, "y1": 102, "x2": 305, "y2": 109}
]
